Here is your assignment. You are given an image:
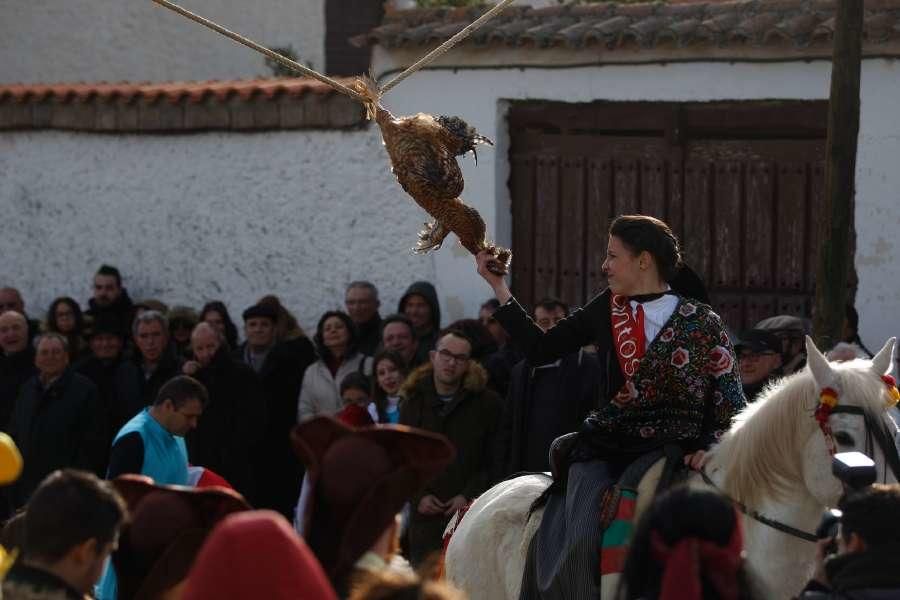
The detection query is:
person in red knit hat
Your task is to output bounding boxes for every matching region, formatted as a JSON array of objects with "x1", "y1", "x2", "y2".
[{"x1": 182, "y1": 510, "x2": 338, "y2": 600}]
